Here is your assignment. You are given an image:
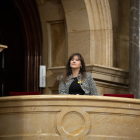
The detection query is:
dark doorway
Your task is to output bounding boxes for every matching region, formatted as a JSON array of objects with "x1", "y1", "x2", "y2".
[
  {"x1": 0, "y1": 0, "x2": 42, "y2": 96},
  {"x1": 0, "y1": 0, "x2": 24, "y2": 96}
]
